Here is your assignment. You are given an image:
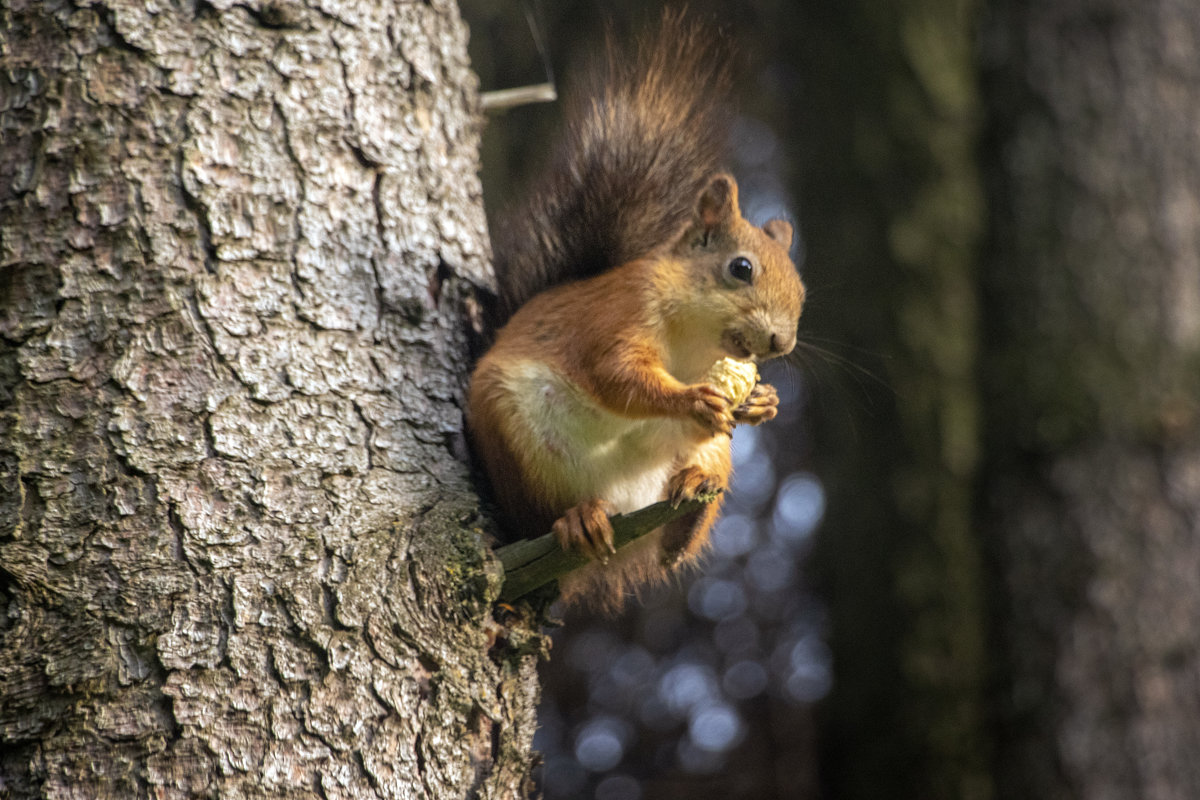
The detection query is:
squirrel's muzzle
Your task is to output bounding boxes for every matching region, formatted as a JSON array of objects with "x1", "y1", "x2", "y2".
[{"x1": 769, "y1": 330, "x2": 797, "y2": 357}]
